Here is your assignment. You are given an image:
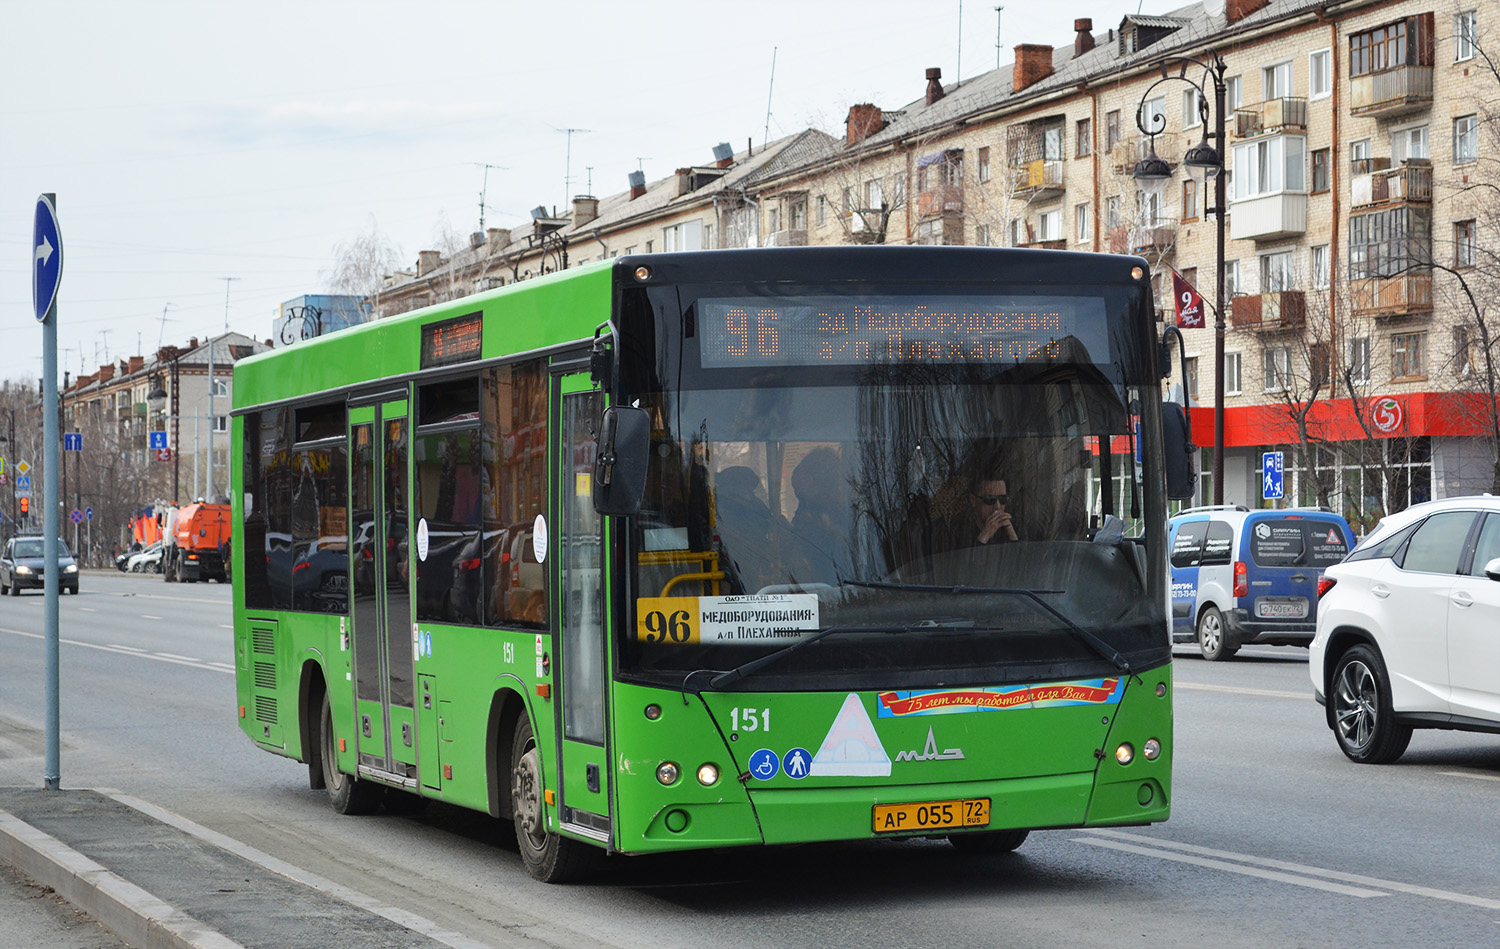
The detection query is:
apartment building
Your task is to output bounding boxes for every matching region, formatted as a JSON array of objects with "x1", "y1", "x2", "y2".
[{"x1": 377, "y1": 0, "x2": 1498, "y2": 525}]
